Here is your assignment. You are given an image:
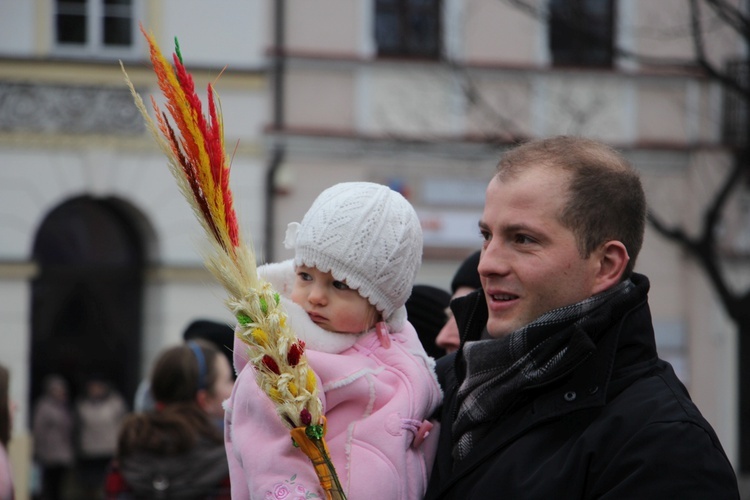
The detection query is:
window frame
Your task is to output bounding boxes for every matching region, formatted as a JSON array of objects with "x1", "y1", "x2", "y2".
[
  {"x1": 548, "y1": 0, "x2": 616, "y2": 68},
  {"x1": 375, "y1": 0, "x2": 443, "y2": 60},
  {"x1": 52, "y1": 0, "x2": 141, "y2": 60}
]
